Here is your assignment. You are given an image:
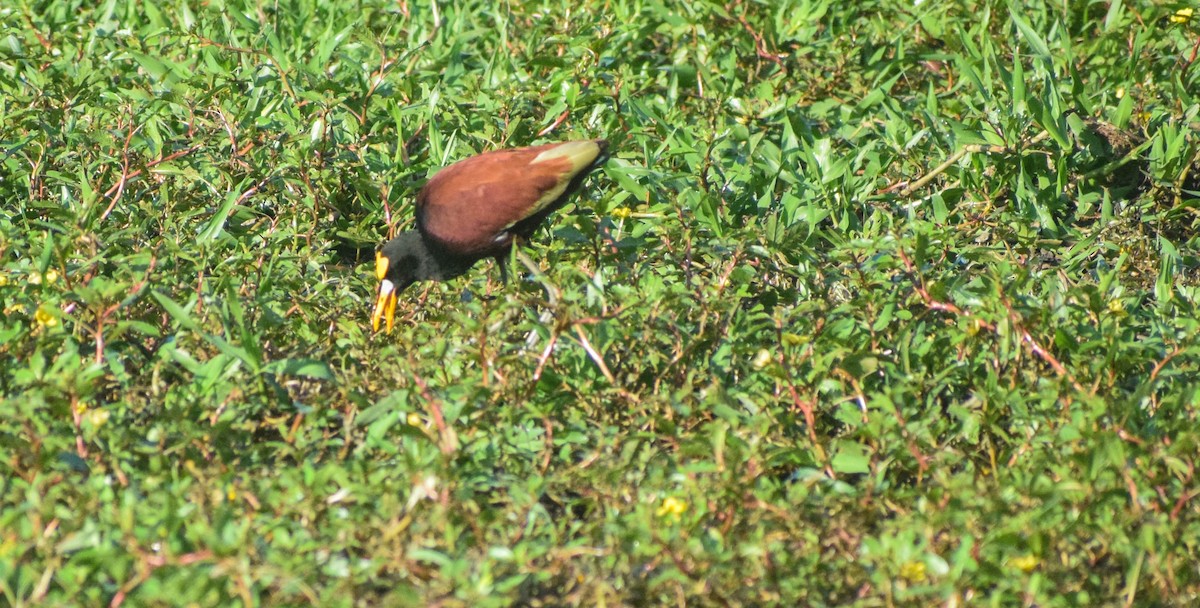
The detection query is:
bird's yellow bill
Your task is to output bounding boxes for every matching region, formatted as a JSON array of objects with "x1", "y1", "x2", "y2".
[{"x1": 372, "y1": 279, "x2": 398, "y2": 333}]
